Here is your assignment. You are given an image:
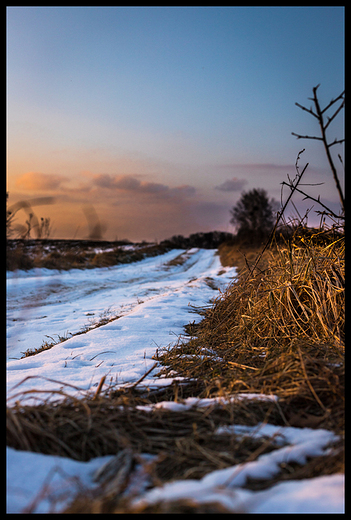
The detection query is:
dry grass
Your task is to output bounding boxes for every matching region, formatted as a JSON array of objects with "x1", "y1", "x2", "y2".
[
  {"x1": 6, "y1": 232, "x2": 232, "y2": 271},
  {"x1": 64, "y1": 494, "x2": 238, "y2": 514},
  {"x1": 7, "y1": 386, "x2": 284, "y2": 513},
  {"x1": 6, "y1": 239, "x2": 172, "y2": 271},
  {"x1": 6, "y1": 381, "x2": 282, "y2": 461},
  {"x1": 7, "y1": 380, "x2": 342, "y2": 513},
  {"x1": 218, "y1": 241, "x2": 272, "y2": 278},
  {"x1": 6, "y1": 229, "x2": 344, "y2": 513},
  {"x1": 156, "y1": 231, "x2": 344, "y2": 433},
  {"x1": 163, "y1": 250, "x2": 192, "y2": 268},
  {"x1": 7, "y1": 384, "x2": 327, "y2": 514}
]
